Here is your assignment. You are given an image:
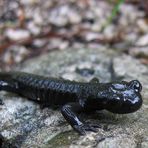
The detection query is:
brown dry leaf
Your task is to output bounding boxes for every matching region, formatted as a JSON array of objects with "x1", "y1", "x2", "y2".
[
  {"x1": 140, "y1": 58, "x2": 148, "y2": 65},
  {"x1": 17, "y1": 5, "x2": 25, "y2": 28}
]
